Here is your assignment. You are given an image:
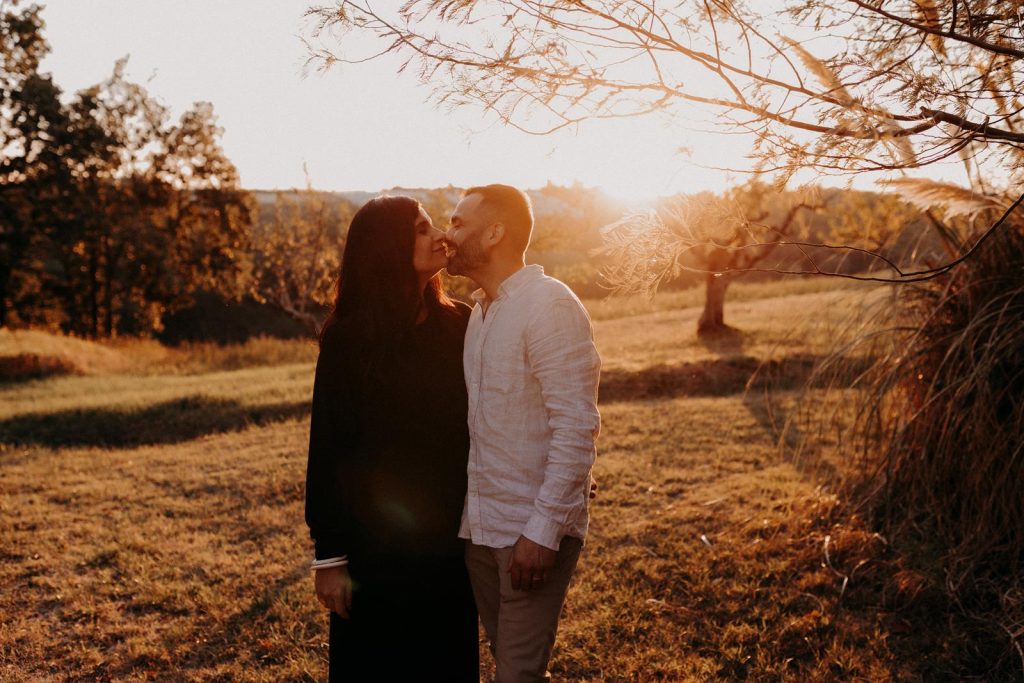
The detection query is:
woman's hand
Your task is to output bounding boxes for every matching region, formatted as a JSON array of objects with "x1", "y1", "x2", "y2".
[{"x1": 314, "y1": 565, "x2": 353, "y2": 619}]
